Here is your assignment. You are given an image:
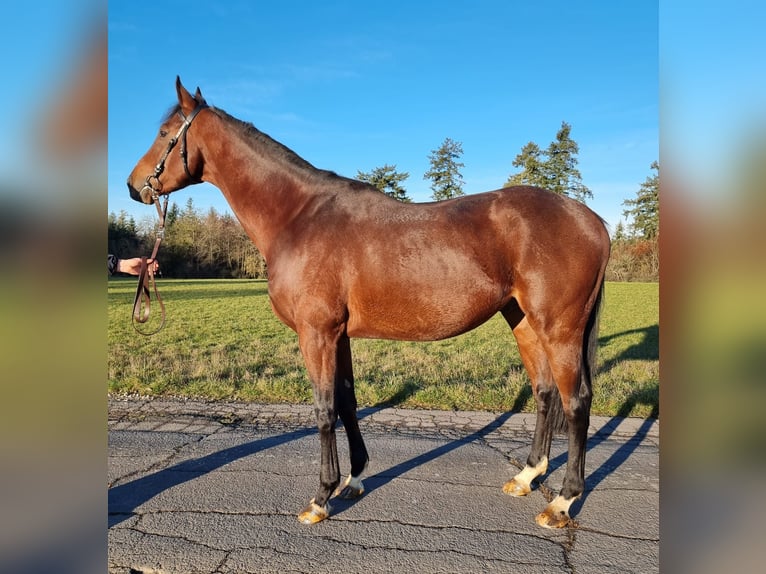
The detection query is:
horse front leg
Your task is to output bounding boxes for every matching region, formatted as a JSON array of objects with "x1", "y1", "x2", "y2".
[
  {"x1": 296, "y1": 325, "x2": 343, "y2": 525},
  {"x1": 334, "y1": 334, "x2": 369, "y2": 499}
]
